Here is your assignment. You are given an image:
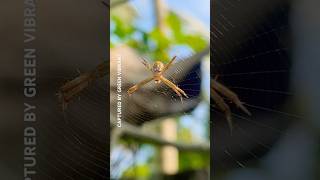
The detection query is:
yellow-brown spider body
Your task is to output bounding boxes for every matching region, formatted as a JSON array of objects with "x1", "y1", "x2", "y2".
[
  {"x1": 127, "y1": 56, "x2": 188, "y2": 101},
  {"x1": 152, "y1": 61, "x2": 164, "y2": 83}
]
